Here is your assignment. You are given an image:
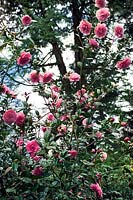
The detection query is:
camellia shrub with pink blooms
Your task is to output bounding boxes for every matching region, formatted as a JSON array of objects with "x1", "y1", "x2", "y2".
[{"x1": 0, "y1": 0, "x2": 132, "y2": 199}]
